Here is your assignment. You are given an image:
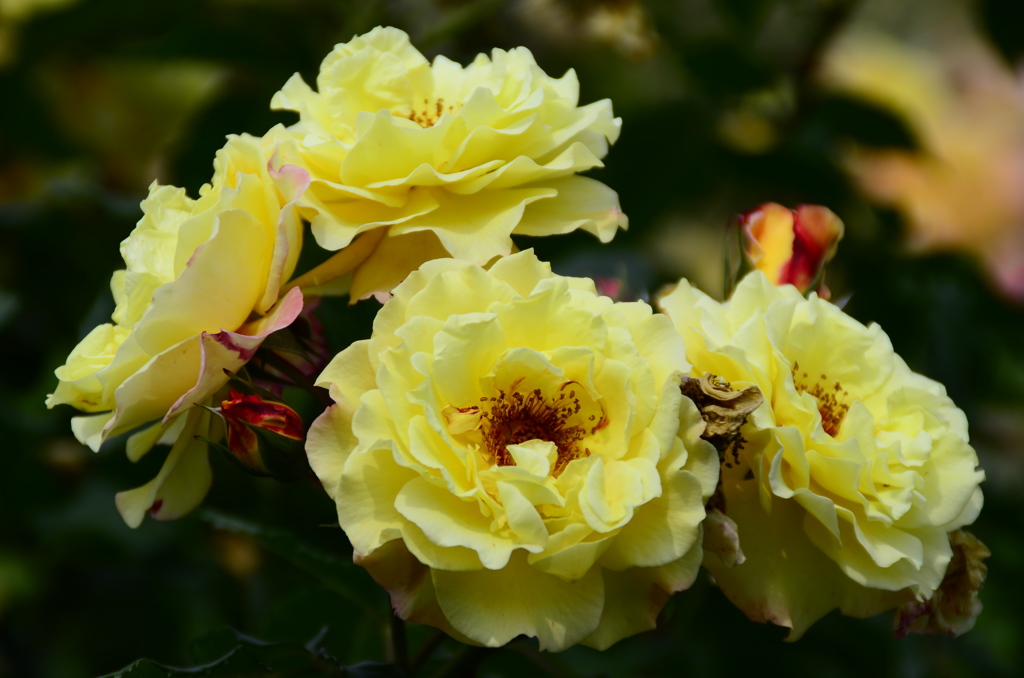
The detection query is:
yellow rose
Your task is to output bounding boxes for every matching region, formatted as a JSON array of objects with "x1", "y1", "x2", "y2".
[
  {"x1": 46, "y1": 131, "x2": 309, "y2": 527},
  {"x1": 271, "y1": 26, "x2": 627, "y2": 300},
  {"x1": 307, "y1": 250, "x2": 718, "y2": 651},
  {"x1": 658, "y1": 272, "x2": 984, "y2": 638}
]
